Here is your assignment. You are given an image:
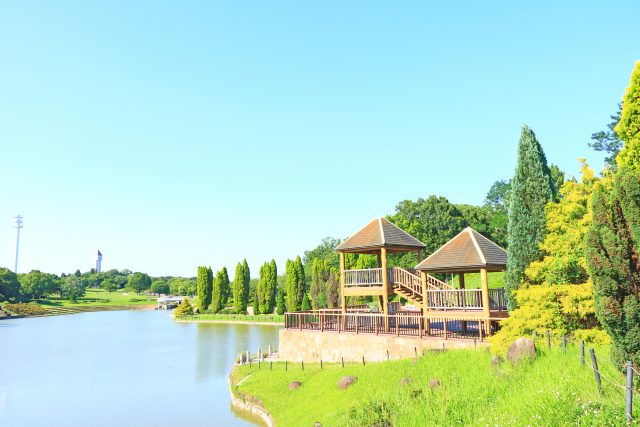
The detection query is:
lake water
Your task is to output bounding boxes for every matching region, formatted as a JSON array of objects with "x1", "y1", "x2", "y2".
[{"x1": 0, "y1": 310, "x2": 281, "y2": 427}]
